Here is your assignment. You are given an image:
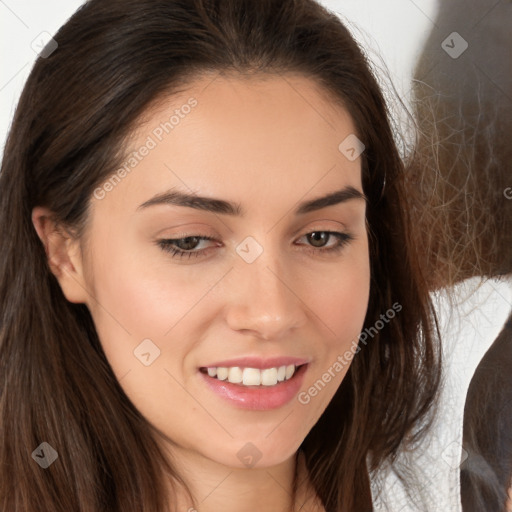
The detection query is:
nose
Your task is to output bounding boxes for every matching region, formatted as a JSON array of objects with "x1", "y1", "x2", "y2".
[{"x1": 224, "y1": 243, "x2": 307, "y2": 341}]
